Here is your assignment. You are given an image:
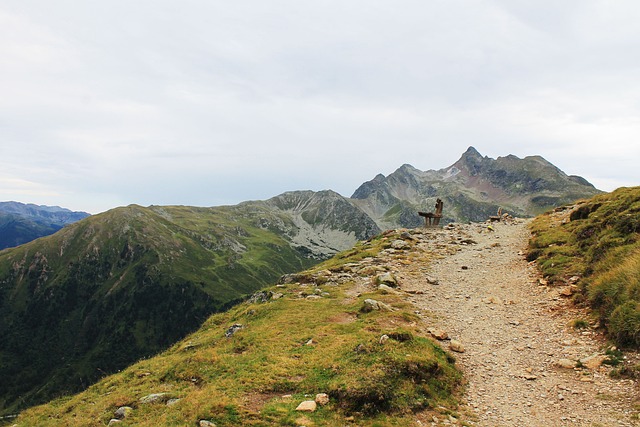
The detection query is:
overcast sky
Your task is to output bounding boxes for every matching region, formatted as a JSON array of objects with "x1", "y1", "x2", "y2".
[{"x1": 1, "y1": 1, "x2": 639, "y2": 214}]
